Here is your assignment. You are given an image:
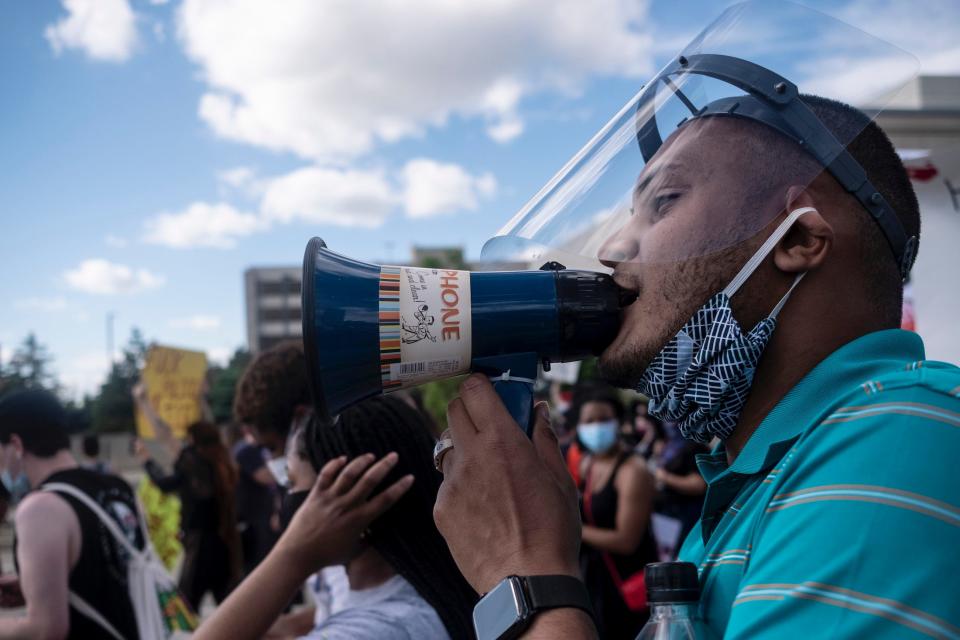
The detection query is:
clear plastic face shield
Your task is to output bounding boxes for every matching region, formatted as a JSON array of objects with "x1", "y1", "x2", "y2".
[{"x1": 482, "y1": 1, "x2": 919, "y2": 277}]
